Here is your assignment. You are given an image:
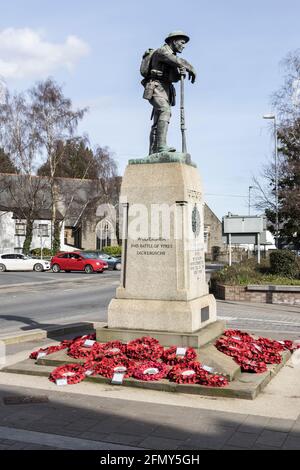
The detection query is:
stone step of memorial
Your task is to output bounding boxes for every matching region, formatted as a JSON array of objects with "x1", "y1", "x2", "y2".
[
  {"x1": 96, "y1": 321, "x2": 225, "y2": 349},
  {"x1": 2, "y1": 349, "x2": 291, "y2": 400},
  {"x1": 32, "y1": 337, "x2": 240, "y2": 381}
]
